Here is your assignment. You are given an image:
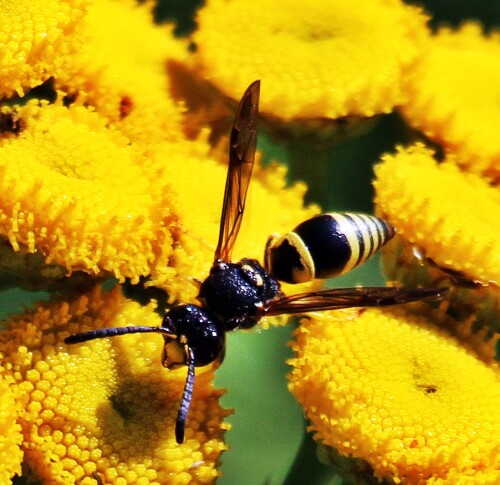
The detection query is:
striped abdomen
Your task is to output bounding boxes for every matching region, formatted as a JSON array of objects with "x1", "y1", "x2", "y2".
[{"x1": 264, "y1": 212, "x2": 395, "y2": 284}]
